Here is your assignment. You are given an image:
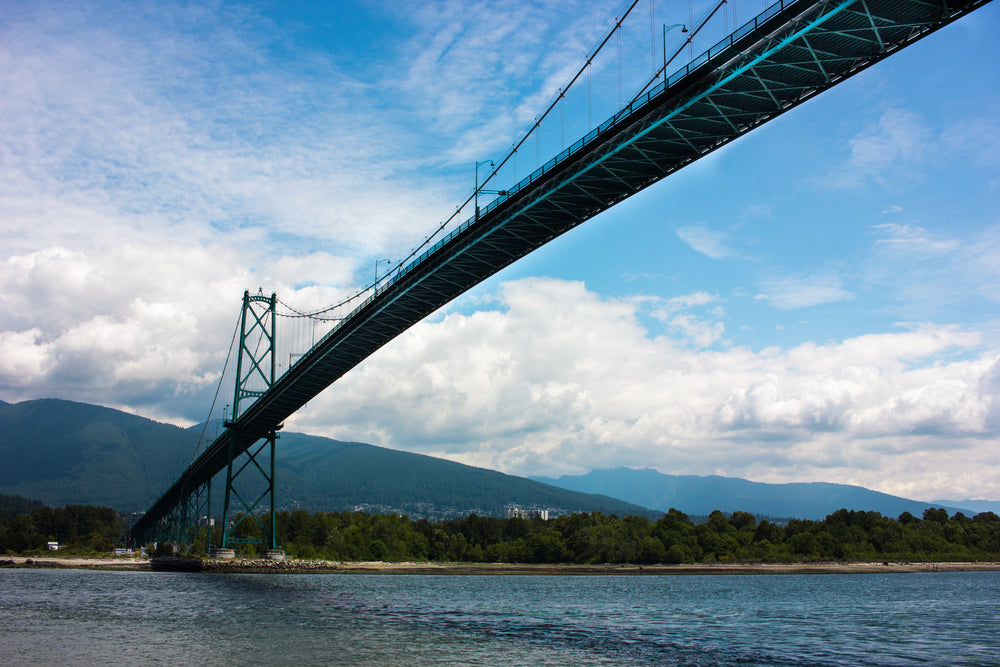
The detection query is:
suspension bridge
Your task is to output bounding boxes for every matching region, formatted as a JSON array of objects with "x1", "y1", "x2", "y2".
[{"x1": 130, "y1": 0, "x2": 992, "y2": 551}]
